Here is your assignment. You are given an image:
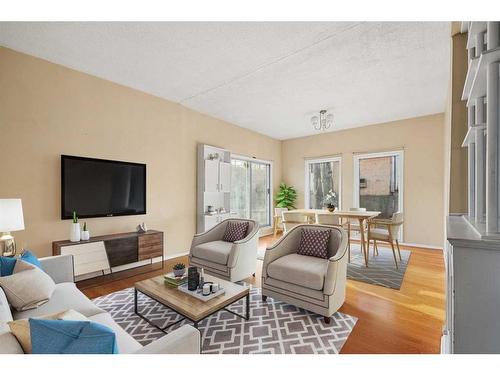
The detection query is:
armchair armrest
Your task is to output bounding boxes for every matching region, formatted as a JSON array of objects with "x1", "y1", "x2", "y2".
[
  {"x1": 368, "y1": 219, "x2": 403, "y2": 228},
  {"x1": 190, "y1": 221, "x2": 228, "y2": 250},
  {"x1": 227, "y1": 220, "x2": 260, "y2": 268},
  {"x1": 369, "y1": 218, "x2": 390, "y2": 225},
  {"x1": 233, "y1": 223, "x2": 260, "y2": 245},
  {"x1": 39, "y1": 255, "x2": 74, "y2": 283},
  {"x1": 133, "y1": 325, "x2": 200, "y2": 354},
  {"x1": 324, "y1": 229, "x2": 348, "y2": 295}
]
